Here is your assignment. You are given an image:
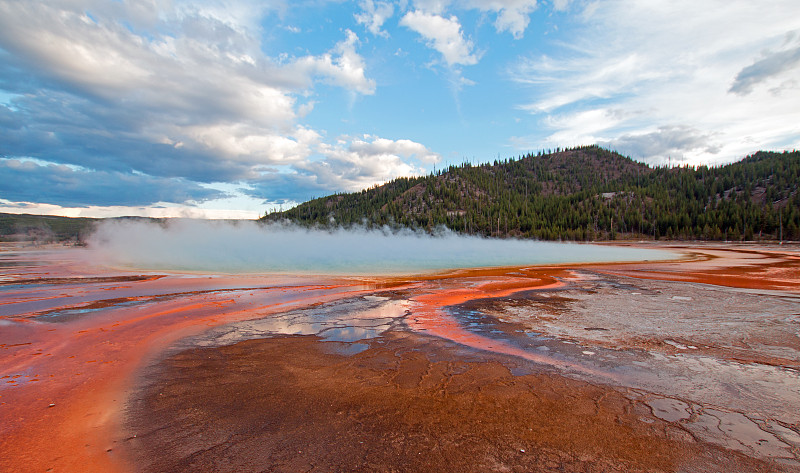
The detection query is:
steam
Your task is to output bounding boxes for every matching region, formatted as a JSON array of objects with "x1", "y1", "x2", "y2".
[{"x1": 86, "y1": 219, "x2": 674, "y2": 275}]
